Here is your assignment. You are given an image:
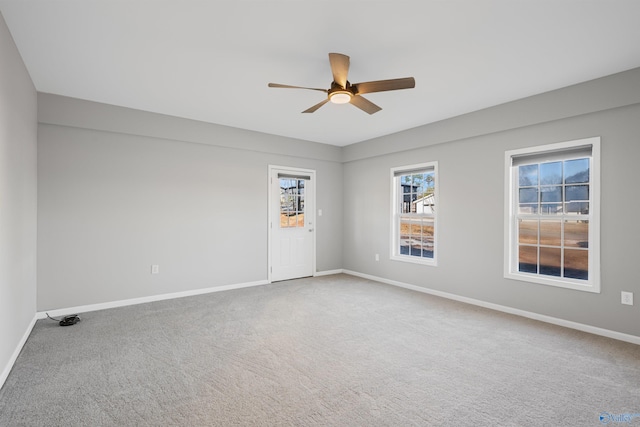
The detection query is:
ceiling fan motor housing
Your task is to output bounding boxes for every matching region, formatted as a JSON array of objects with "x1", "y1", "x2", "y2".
[{"x1": 328, "y1": 81, "x2": 353, "y2": 103}]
